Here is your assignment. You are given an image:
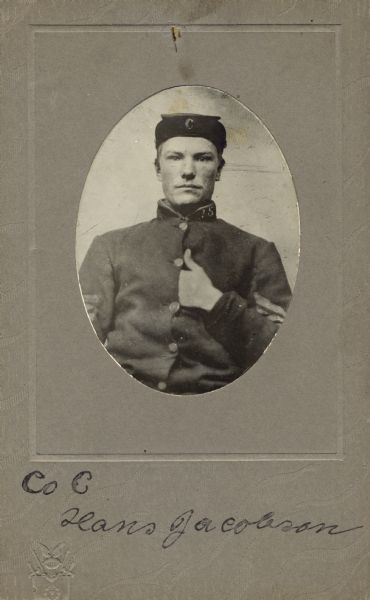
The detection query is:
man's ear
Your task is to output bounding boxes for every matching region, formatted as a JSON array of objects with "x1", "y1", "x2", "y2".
[
  {"x1": 154, "y1": 157, "x2": 162, "y2": 181},
  {"x1": 215, "y1": 156, "x2": 225, "y2": 181}
]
